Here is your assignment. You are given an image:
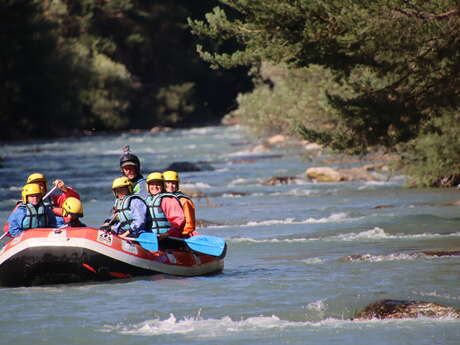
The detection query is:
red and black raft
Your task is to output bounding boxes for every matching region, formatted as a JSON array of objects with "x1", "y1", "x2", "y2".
[{"x1": 0, "y1": 227, "x2": 226, "y2": 287}]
